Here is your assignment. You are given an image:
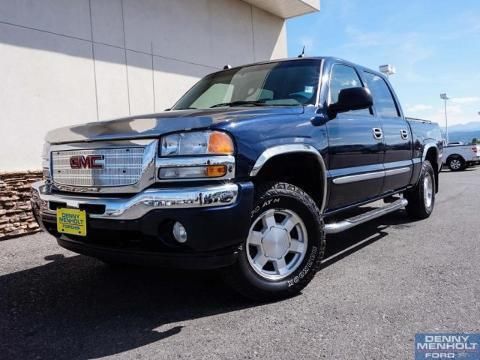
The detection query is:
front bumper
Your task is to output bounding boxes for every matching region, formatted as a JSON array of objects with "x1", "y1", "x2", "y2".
[
  {"x1": 31, "y1": 181, "x2": 241, "y2": 220},
  {"x1": 32, "y1": 181, "x2": 254, "y2": 268}
]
